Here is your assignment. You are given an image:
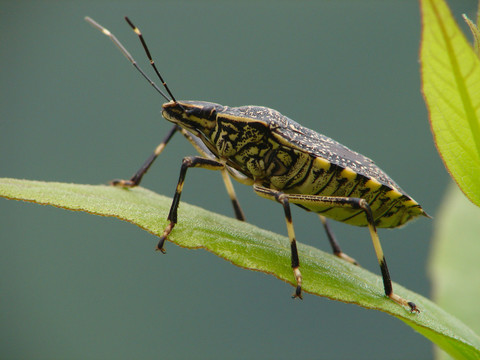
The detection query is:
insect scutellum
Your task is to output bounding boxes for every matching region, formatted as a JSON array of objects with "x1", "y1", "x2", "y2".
[{"x1": 85, "y1": 16, "x2": 429, "y2": 313}]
